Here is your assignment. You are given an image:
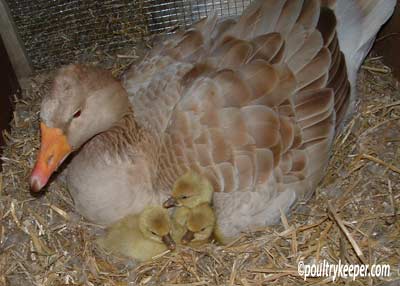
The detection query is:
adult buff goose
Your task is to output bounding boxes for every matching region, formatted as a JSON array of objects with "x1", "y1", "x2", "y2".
[{"x1": 30, "y1": 0, "x2": 396, "y2": 240}]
